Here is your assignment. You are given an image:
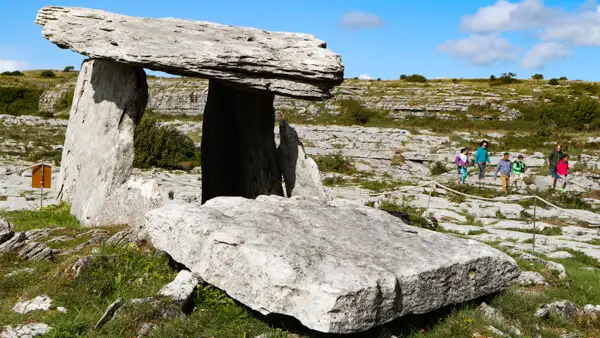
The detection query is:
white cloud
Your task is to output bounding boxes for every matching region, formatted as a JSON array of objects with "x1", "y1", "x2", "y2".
[
  {"x1": 521, "y1": 42, "x2": 570, "y2": 69},
  {"x1": 358, "y1": 74, "x2": 373, "y2": 80},
  {"x1": 459, "y1": 0, "x2": 558, "y2": 33},
  {"x1": 541, "y1": 10, "x2": 600, "y2": 46},
  {"x1": 0, "y1": 60, "x2": 27, "y2": 73},
  {"x1": 340, "y1": 11, "x2": 384, "y2": 30},
  {"x1": 437, "y1": 34, "x2": 519, "y2": 66}
]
